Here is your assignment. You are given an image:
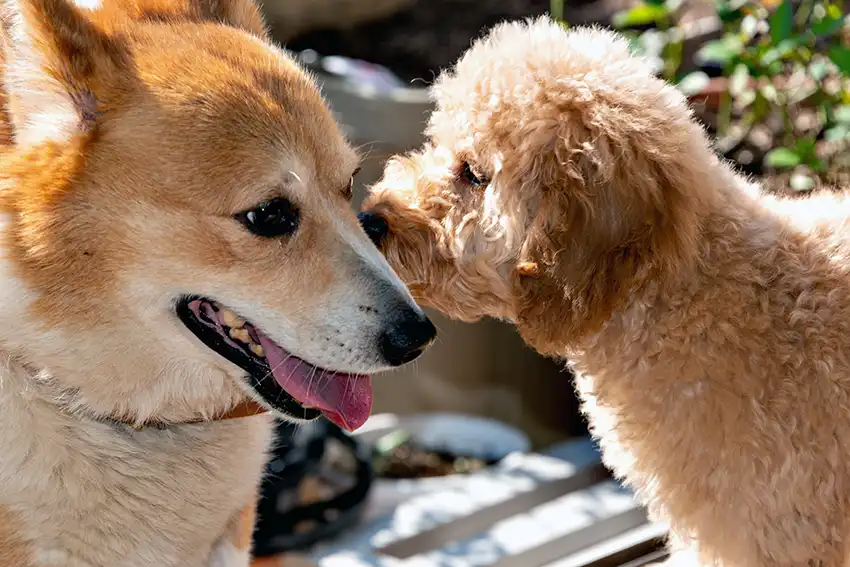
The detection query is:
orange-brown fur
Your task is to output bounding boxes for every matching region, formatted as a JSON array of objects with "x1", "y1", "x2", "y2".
[
  {"x1": 0, "y1": 0, "x2": 423, "y2": 562},
  {"x1": 231, "y1": 503, "x2": 257, "y2": 552},
  {"x1": 0, "y1": 507, "x2": 34, "y2": 566},
  {"x1": 365, "y1": 18, "x2": 850, "y2": 567}
]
